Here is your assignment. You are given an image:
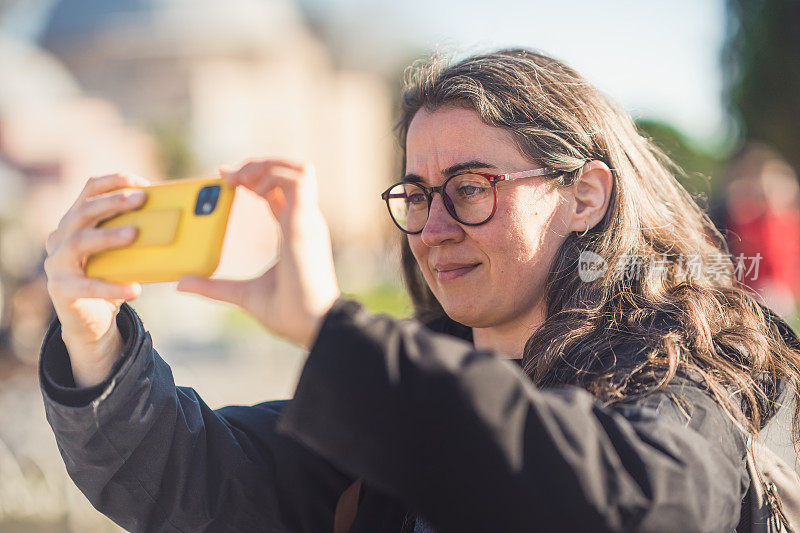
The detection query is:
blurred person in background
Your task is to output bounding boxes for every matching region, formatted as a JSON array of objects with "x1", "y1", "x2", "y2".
[
  {"x1": 39, "y1": 50, "x2": 800, "y2": 532},
  {"x1": 720, "y1": 143, "x2": 800, "y2": 319}
]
